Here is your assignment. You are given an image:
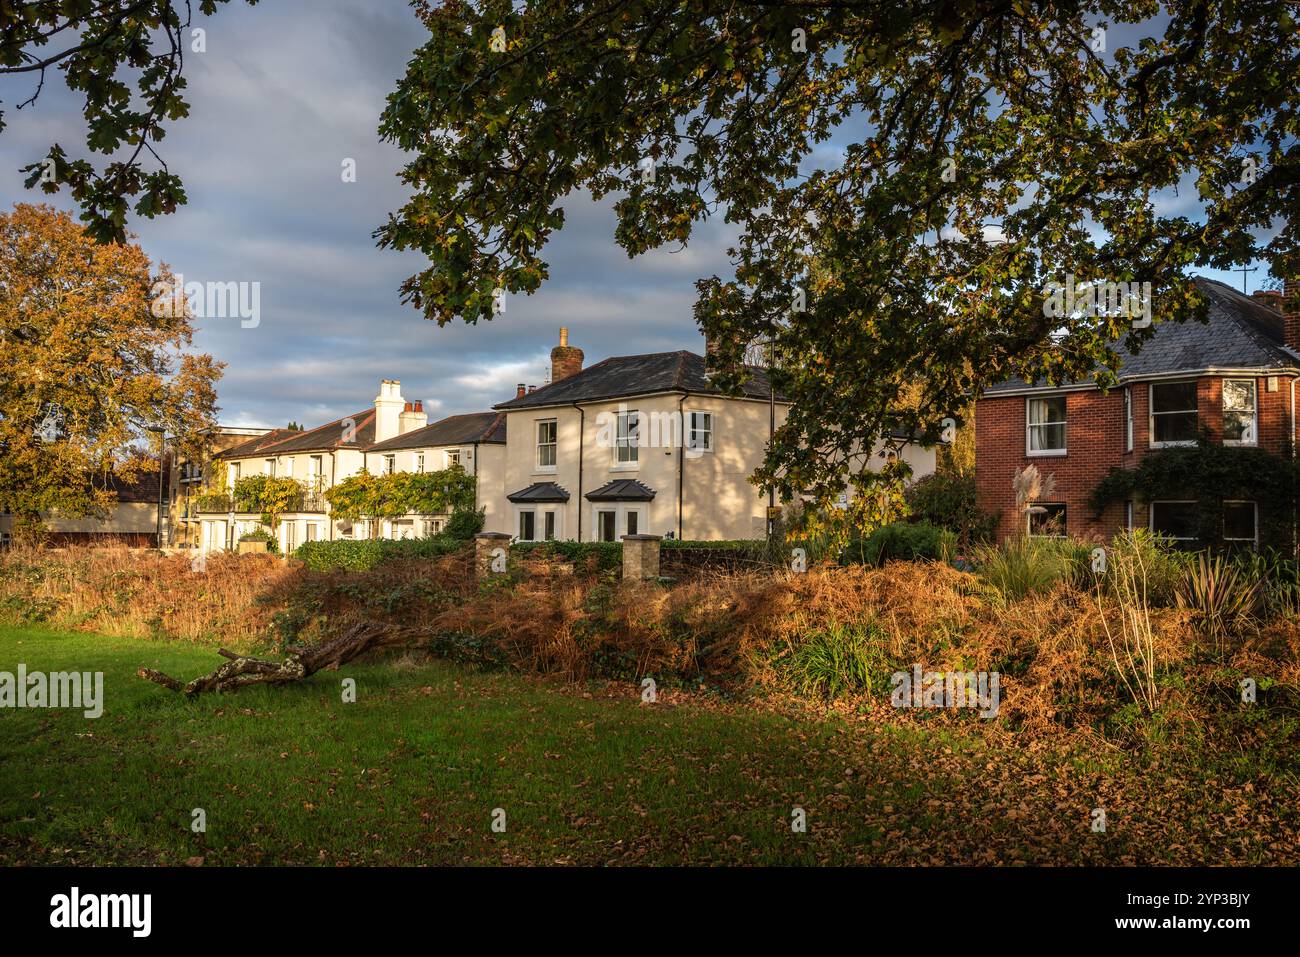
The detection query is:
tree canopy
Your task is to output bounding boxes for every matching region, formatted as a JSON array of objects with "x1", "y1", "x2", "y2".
[
  {"x1": 2, "y1": 0, "x2": 257, "y2": 242},
  {"x1": 0, "y1": 202, "x2": 222, "y2": 535},
  {"x1": 378, "y1": 0, "x2": 1299, "y2": 516}
]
